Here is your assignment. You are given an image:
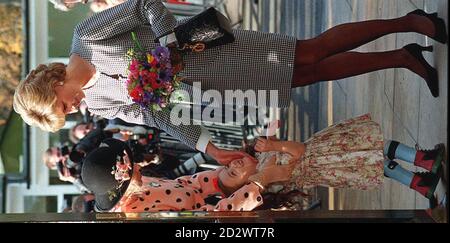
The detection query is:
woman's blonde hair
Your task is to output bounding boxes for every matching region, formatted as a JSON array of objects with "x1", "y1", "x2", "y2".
[{"x1": 13, "y1": 63, "x2": 67, "y2": 132}]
